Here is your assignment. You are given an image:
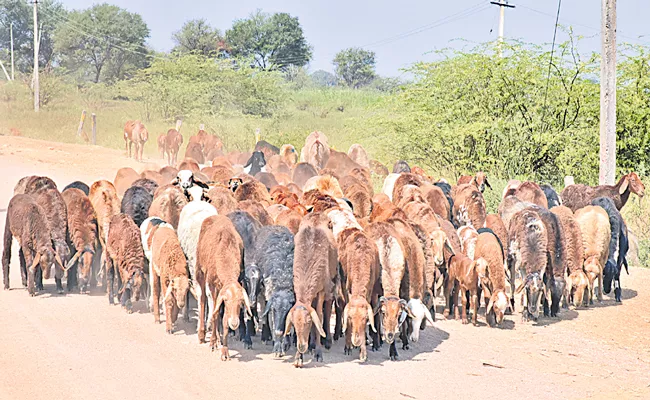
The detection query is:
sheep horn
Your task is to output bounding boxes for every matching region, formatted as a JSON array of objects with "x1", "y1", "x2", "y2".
[
  {"x1": 366, "y1": 303, "x2": 377, "y2": 333},
  {"x1": 309, "y1": 308, "x2": 327, "y2": 338},
  {"x1": 241, "y1": 287, "x2": 253, "y2": 318},
  {"x1": 64, "y1": 251, "x2": 82, "y2": 272},
  {"x1": 487, "y1": 297, "x2": 495, "y2": 314},
  {"x1": 213, "y1": 292, "x2": 225, "y2": 320},
  {"x1": 444, "y1": 239, "x2": 455, "y2": 256},
  {"x1": 188, "y1": 282, "x2": 199, "y2": 300},
  {"x1": 163, "y1": 282, "x2": 174, "y2": 303},
  {"x1": 481, "y1": 282, "x2": 492, "y2": 298},
  {"x1": 283, "y1": 309, "x2": 293, "y2": 336},
  {"x1": 424, "y1": 306, "x2": 435, "y2": 326}
]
